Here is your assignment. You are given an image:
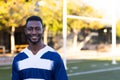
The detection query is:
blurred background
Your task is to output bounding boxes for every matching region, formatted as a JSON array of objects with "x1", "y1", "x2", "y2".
[{"x1": 0, "y1": 0, "x2": 120, "y2": 80}]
